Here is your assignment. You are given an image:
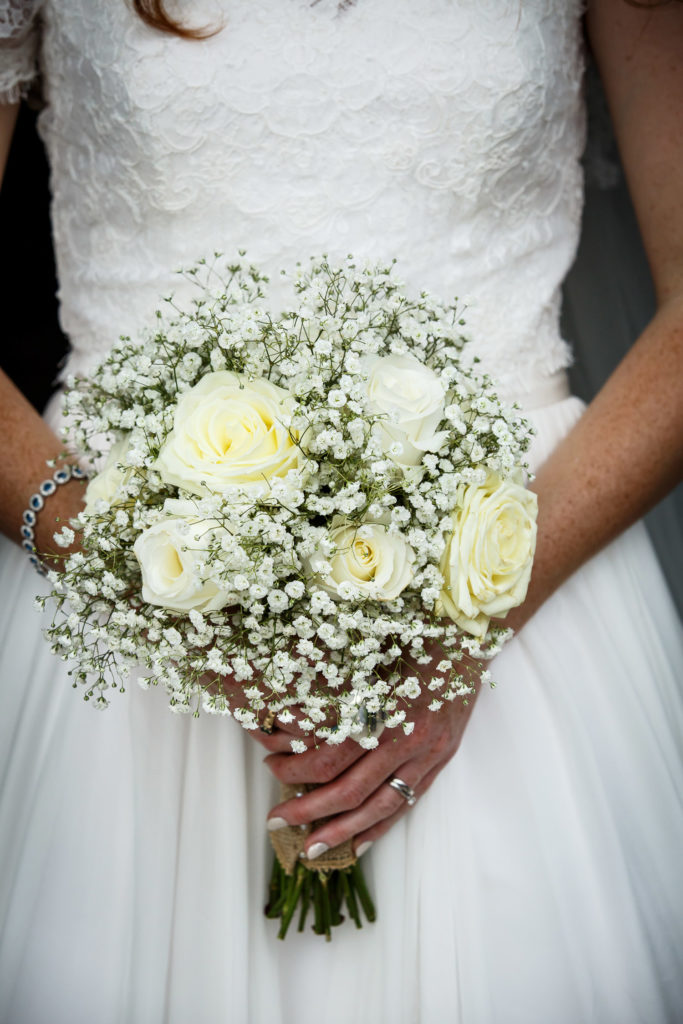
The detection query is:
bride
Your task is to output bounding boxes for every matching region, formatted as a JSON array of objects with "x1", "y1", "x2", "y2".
[{"x1": 1, "y1": 1, "x2": 682, "y2": 1021}]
